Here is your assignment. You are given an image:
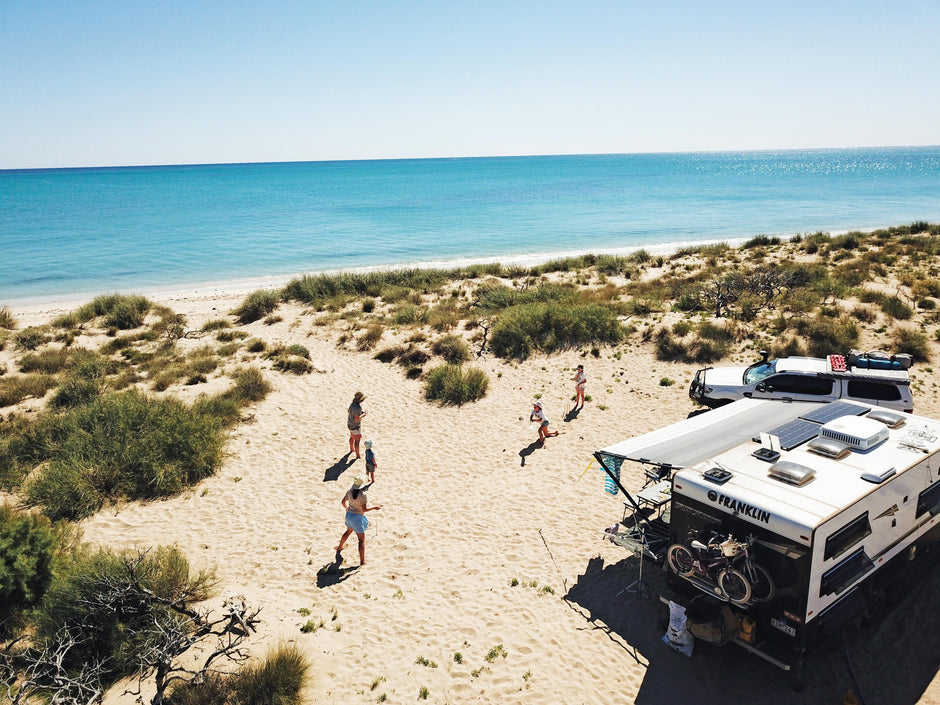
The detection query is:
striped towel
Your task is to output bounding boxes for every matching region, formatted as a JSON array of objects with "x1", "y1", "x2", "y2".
[{"x1": 603, "y1": 462, "x2": 621, "y2": 496}]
